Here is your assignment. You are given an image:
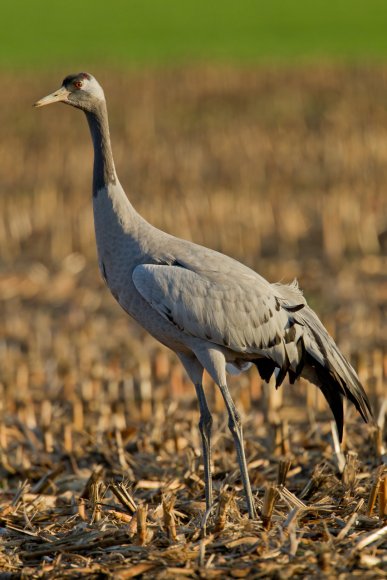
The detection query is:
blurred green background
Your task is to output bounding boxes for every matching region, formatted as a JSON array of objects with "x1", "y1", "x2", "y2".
[{"x1": 2, "y1": 0, "x2": 387, "y2": 69}]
